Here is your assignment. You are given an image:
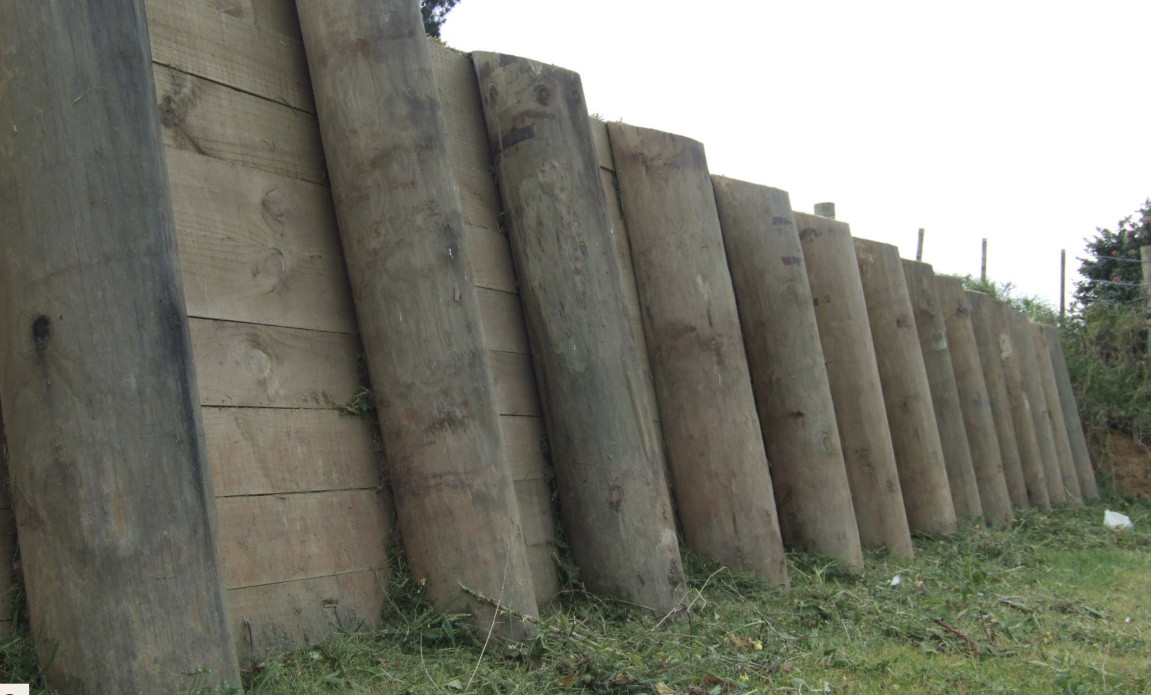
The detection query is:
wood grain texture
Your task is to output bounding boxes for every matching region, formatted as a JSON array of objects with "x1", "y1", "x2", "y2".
[
  {"x1": 297, "y1": 2, "x2": 538, "y2": 636},
  {"x1": 989, "y1": 301, "x2": 1051, "y2": 510},
  {"x1": 146, "y1": 0, "x2": 314, "y2": 112},
  {"x1": 795, "y1": 213, "x2": 913, "y2": 556},
  {"x1": 155, "y1": 65, "x2": 326, "y2": 184},
  {"x1": 935, "y1": 278, "x2": 1013, "y2": 526},
  {"x1": 0, "y1": 3, "x2": 240, "y2": 689},
  {"x1": 965, "y1": 291, "x2": 1030, "y2": 509},
  {"x1": 608, "y1": 124, "x2": 787, "y2": 583},
  {"x1": 712, "y1": 178, "x2": 862, "y2": 570},
  {"x1": 229, "y1": 570, "x2": 384, "y2": 661},
  {"x1": 1005, "y1": 308, "x2": 1066, "y2": 505},
  {"x1": 216, "y1": 489, "x2": 389, "y2": 589},
  {"x1": 1029, "y1": 322, "x2": 1083, "y2": 505},
  {"x1": 901, "y1": 261, "x2": 983, "y2": 521},
  {"x1": 189, "y1": 319, "x2": 362, "y2": 409},
  {"x1": 203, "y1": 407, "x2": 379, "y2": 497},
  {"x1": 169, "y1": 149, "x2": 355, "y2": 333},
  {"x1": 854, "y1": 240, "x2": 956, "y2": 535},
  {"x1": 474, "y1": 52, "x2": 685, "y2": 612},
  {"x1": 1041, "y1": 325, "x2": 1099, "y2": 499}
]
